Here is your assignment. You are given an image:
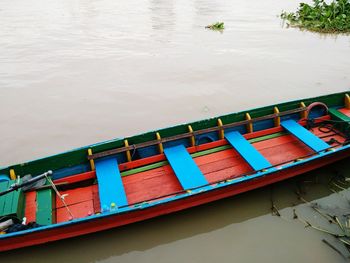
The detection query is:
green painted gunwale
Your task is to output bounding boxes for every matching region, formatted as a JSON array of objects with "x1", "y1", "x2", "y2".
[{"x1": 0, "y1": 91, "x2": 348, "y2": 177}]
